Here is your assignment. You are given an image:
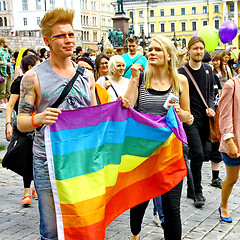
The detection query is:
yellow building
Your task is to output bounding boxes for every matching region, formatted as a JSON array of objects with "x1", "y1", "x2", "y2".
[{"x1": 123, "y1": 0, "x2": 240, "y2": 50}]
